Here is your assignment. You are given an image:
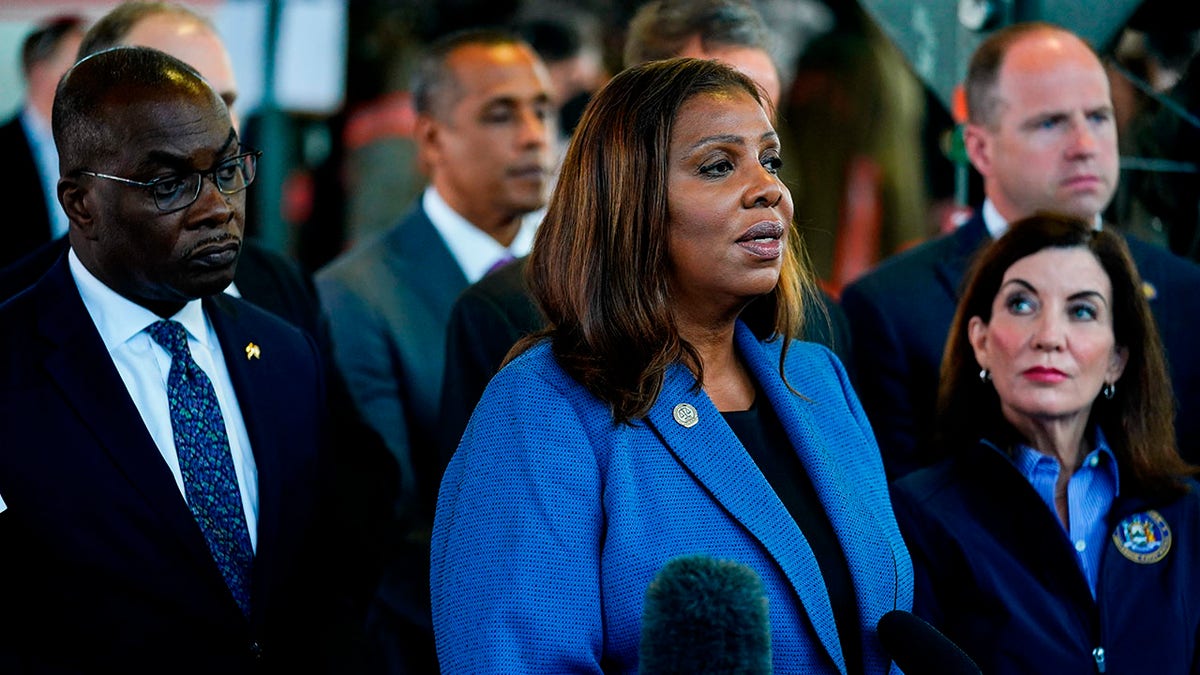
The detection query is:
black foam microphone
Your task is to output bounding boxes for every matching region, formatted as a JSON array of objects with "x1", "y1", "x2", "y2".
[
  {"x1": 877, "y1": 609, "x2": 982, "y2": 675},
  {"x1": 639, "y1": 555, "x2": 772, "y2": 675}
]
